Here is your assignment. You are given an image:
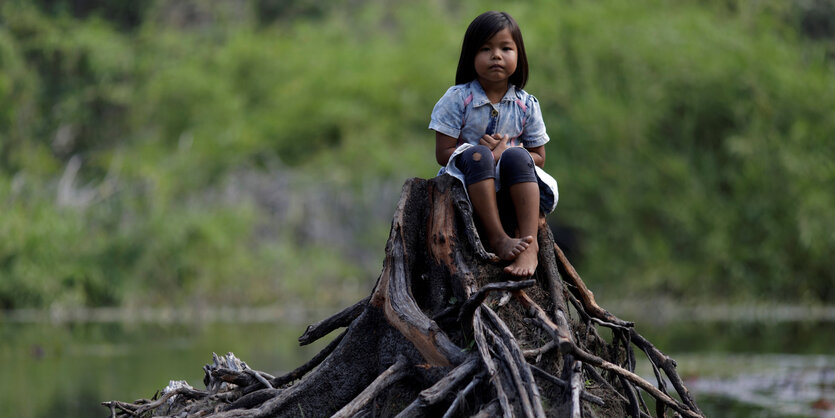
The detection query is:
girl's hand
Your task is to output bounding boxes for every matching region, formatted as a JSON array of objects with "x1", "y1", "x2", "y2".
[
  {"x1": 481, "y1": 134, "x2": 513, "y2": 162},
  {"x1": 479, "y1": 133, "x2": 501, "y2": 150}
]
